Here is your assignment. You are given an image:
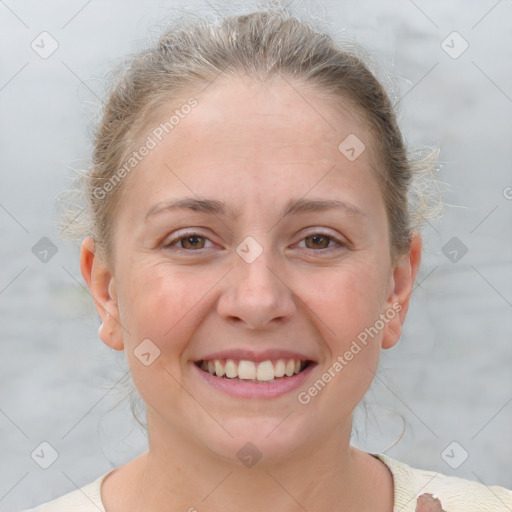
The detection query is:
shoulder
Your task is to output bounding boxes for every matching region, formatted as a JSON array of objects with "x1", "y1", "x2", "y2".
[
  {"x1": 374, "y1": 453, "x2": 512, "y2": 512},
  {"x1": 19, "y1": 472, "x2": 110, "y2": 512}
]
